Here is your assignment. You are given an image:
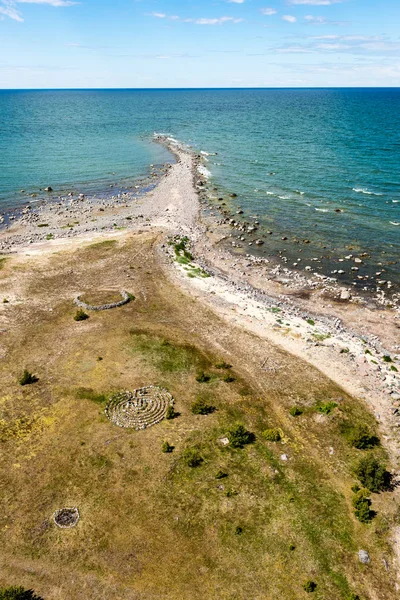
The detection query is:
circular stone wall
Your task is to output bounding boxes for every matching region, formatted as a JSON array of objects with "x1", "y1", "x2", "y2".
[
  {"x1": 53, "y1": 507, "x2": 80, "y2": 529},
  {"x1": 74, "y1": 291, "x2": 131, "y2": 311},
  {"x1": 105, "y1": 386, "x2": 174, "y2": 430}
]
